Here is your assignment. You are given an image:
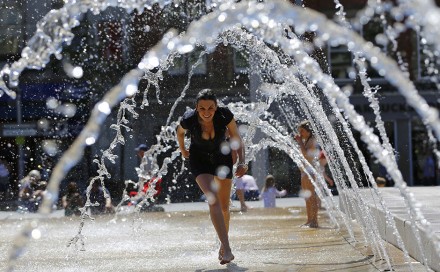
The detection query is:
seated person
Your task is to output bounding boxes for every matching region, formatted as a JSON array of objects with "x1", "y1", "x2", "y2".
[
  {"x1": 18, "y1": 170, "x2": 42, "y2": 212},
  {"x1": 233, "y1": 174, "x2": 259, "y2": 201},
  {"x1": 88, "y1": 181, "x2": 115, "y2": 215},
  {"x1": 233, "y1": 174, "x2": 259, "y2": 212},
  {"x1": 62, "y1": 182, "x2": 84, "y2": 216}
]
